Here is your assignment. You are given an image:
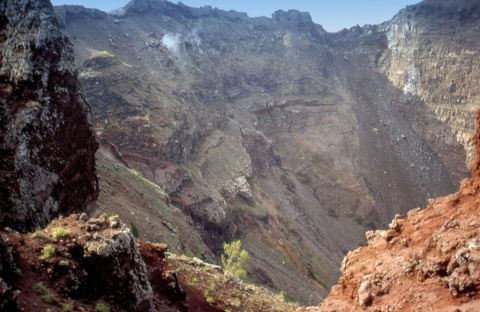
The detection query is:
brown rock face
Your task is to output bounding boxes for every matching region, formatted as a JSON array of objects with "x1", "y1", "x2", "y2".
[
  {"x1": 300, "y1": 112, "x2": 480, "y2": 311},
  {"x1": 0, "y1": 0, "x2": 98, "y2": 231}
]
